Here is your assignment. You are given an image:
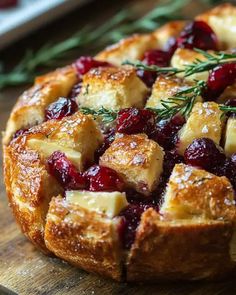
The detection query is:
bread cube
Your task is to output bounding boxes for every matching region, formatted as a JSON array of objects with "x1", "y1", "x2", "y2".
[
  {"x1": 145, "y1": 75, "x2": 202, "y2": 109},
  {"x1": 160, "y1": 164, "x2": 236, "y2": 221},
  {"x1": 224, "y1": 117, "x2": 236, "y2": 156},
  {"x1": 95, "y1": 34, "x2": 158, "y2": 66},
  {"x1": 26, "y1": 112, "x2": 103, "y2": 170},
  {"x1": 99, "y1": 134, "x2": 164, "y2": 195},
  {"x1": 153, "y1": 21, "x2": 186, "y2": 49},
  {"x1": 196, "y1": 3, "x2": 236, "y2": 49},
  {"x1": 177, "y1": 102, "x2": 223, "y2": 155},
  {"x1": 127, "y1": 208, "x2": 235, "y2": 281},
  {"x1": 171, "y1": 48, "x2": 209, "y2": 82},
  {"x1": 45, "y1": 196, "x2": 123, "y2": 281},
  {"x1": 66, "y1": 190, "x2": 128, "y2": 218},
  {"x1": 77, "y1": 66, "x2": 148, "y2": 110},
  {"x1": 3, "y1": 66, "x2": 77, "y2": 145}
]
